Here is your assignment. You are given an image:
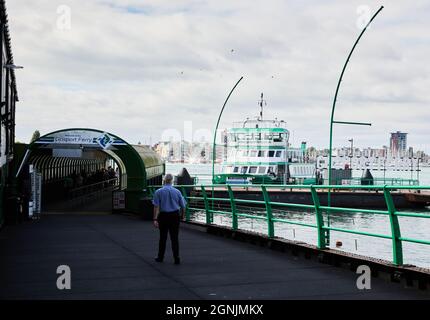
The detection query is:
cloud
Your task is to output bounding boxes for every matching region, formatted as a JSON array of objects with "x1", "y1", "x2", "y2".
[{"x1": 6, "y1": 0, "x2": 430, "y2": 152}]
